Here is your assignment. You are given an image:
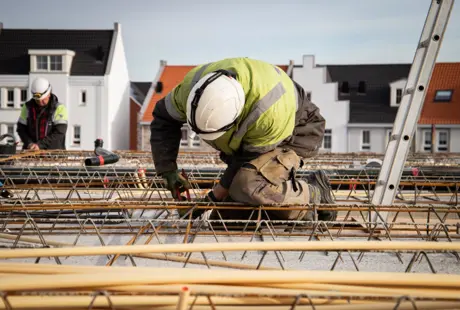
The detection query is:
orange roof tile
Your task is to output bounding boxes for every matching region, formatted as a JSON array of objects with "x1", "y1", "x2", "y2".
[
  {"x1": 141, "y1": 64, "x2": 289, "y2": 123},
  {"x1": 419, "y1": 62, "x2": 460, "y2": 124},
  {"x1": 142, "y1": 65, "x2": 195, "y2": 123}
]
